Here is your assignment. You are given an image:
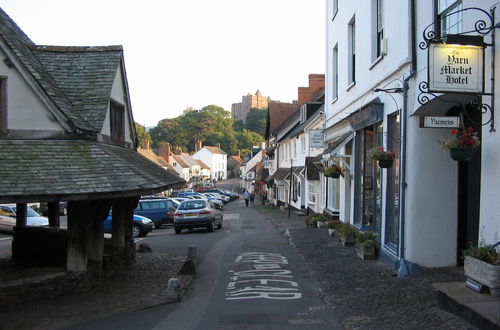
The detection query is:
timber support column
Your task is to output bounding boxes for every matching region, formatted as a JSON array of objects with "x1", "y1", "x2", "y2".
[
  {"x1": 86, "y1": 199, "x2": 112, "y2": 271},
  {"x1": 66, "y1": 201, "x2": 90, "y2": 272},
  {"x1": 111, "y1": 199, "x2": 126, "y2": 252},
  {"x1": 47, "y1": 202, "x2": 61, "y2": 227}
]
